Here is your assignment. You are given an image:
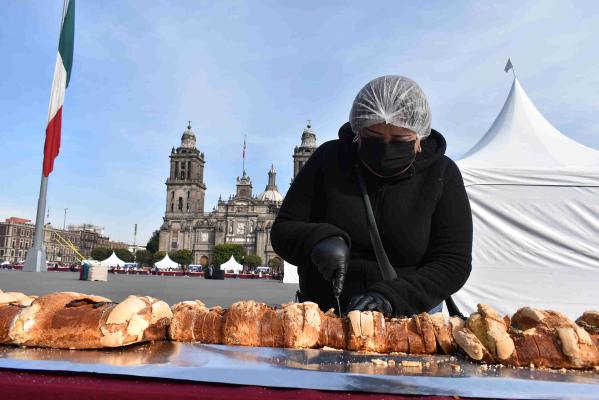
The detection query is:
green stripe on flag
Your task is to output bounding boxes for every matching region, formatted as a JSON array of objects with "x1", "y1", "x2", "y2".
[{"x1": 59, "y1": 0, "x2": 75, "y2": 87}]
